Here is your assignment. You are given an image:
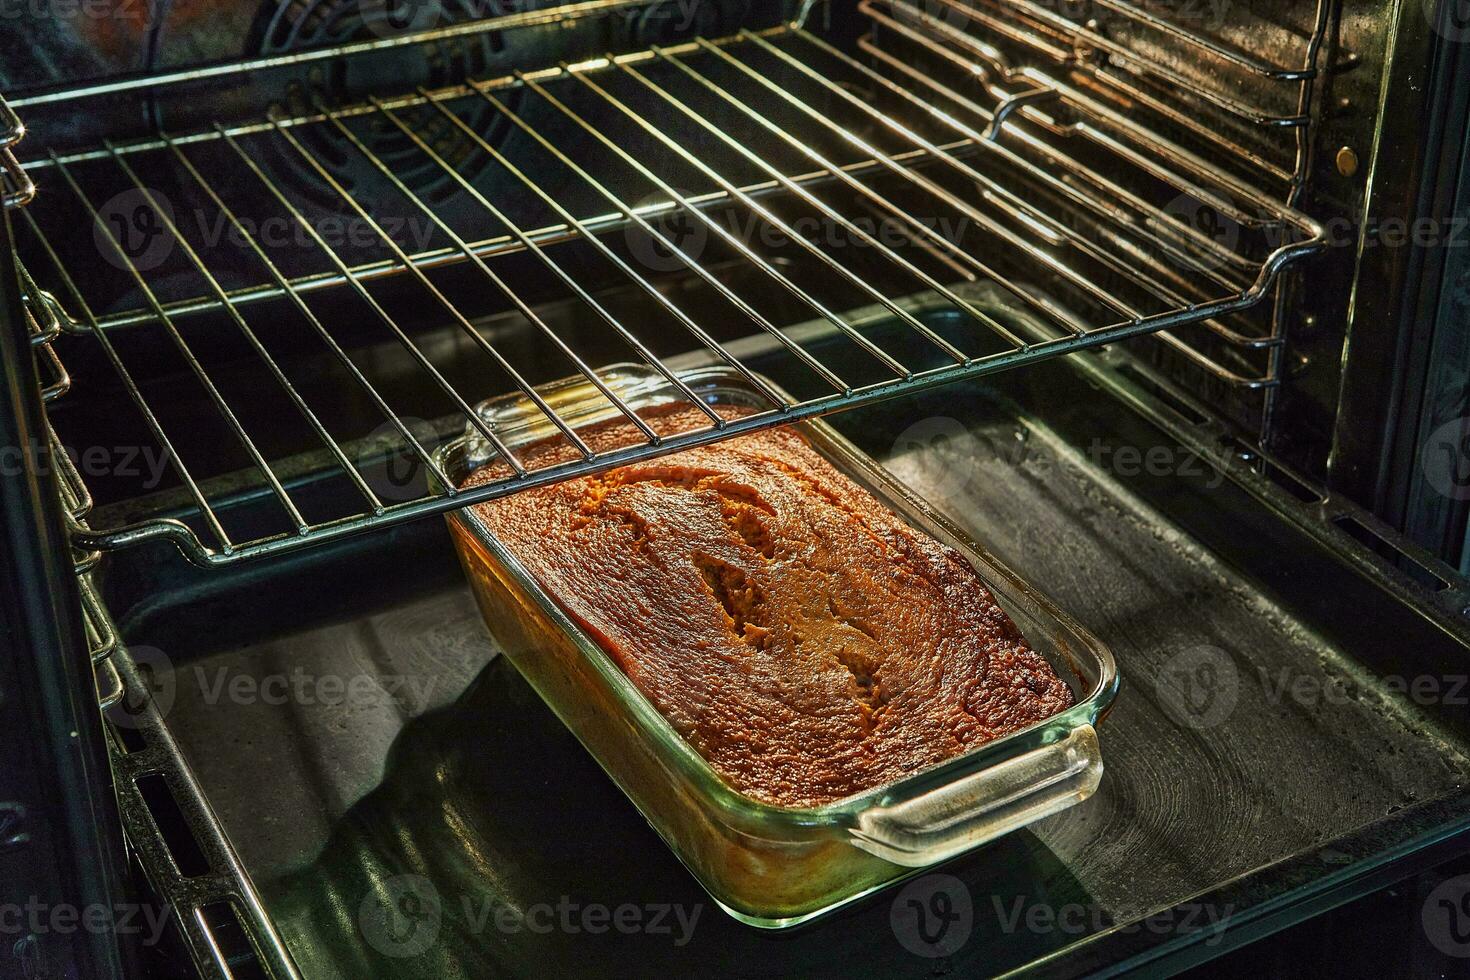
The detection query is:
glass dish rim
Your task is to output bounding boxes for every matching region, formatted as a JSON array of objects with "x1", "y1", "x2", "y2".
[{"x1": 432, "y1": 363, "x2": 1119, "y2": 832}]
